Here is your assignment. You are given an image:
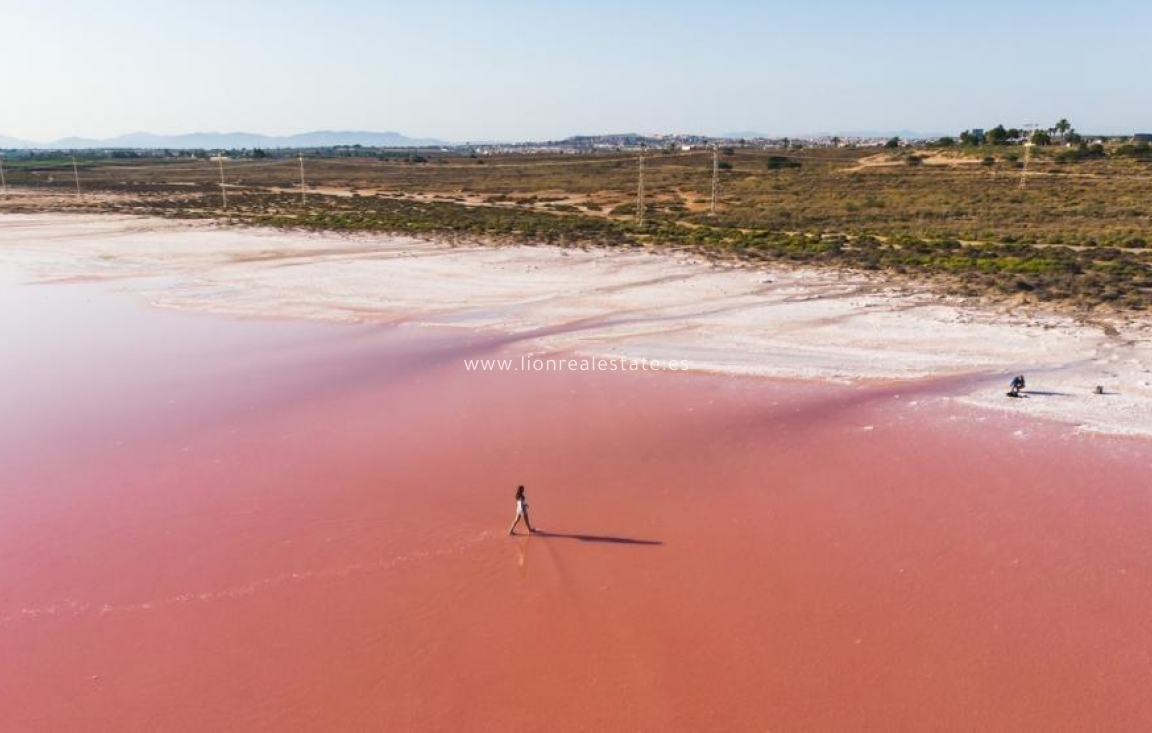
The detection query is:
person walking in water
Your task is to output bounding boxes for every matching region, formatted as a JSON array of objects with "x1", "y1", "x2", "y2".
[
  {"x1": 509, "y1": 485, "x2": 536, "y2": 535},
  {"x1": 1008, "y1": 374, "x2": 1026, "y2": 398}
]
